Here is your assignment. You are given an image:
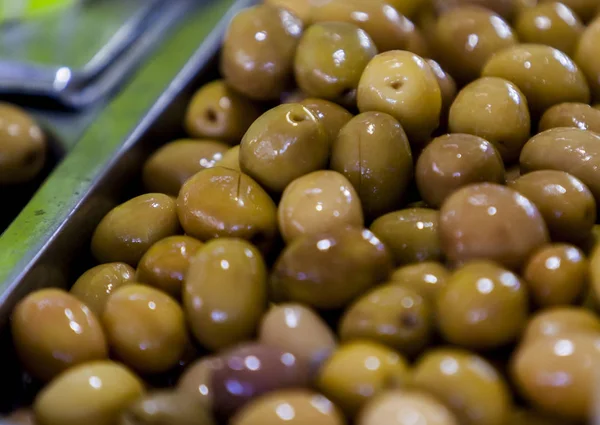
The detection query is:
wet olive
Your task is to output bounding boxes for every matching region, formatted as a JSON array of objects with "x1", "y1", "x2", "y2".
[
  {"x1": 215, "y1": 145, "x2": 241, "y2": 171},
  {"x1": 521, "y1": 306, "x2": 600, "y2": 344},
  {"x1": 299, "y1": 98, "x2": 353, "y2": 144},
  {"x1": 539, "y1": 102, "x2": 600, "y2": 133},
  {"x1": 575, "y1": 17, "x2": 600, "y2": 100},
  {"x1": 177, "y1": 356, "x2": 223, "y2": 409},
  {"x1": 540, "y1": 0, "x2": 599, "y2": 22},
  {"x1": 427, "y1": 59, "x2": 457, "y2": 116},
  {"x1": 388, "y1": 262, "x2": 450, "y2": 300}
]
